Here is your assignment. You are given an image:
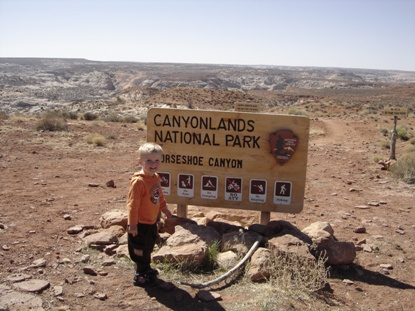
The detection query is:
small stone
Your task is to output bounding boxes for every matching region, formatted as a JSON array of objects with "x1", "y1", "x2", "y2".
[
  {"x1": 88, "y1": 183, "x2": 99, "y2": 187},
  {"x1": 396, "y1": 229, "x2": 405, "y2": 235},
  {"x1": 63, "y1": 214, "x2": 72, "y2": 220},
  {"x1": 353, "y1": 226, "x2": 366, "y2": 233},
  {"x1": 343, "y1": 279, "x2": 354, "y2": 285},
  {"x1": 380, "y1": 264, "x2": 393, "y2": 270},
  {"x1": 53, "y1": 285, "x2": 64, "y2": 296},
  {"x1": 94, "y1": 293, "x2": 108, "y2": 300},
  {"x1": 106, "y1": 180, "x2": 116, "y2": 188},
  {"x1": 83, "y1": 266, "x2": 98, "y2": 276},
  {"x1": 67, "y1": 225, "x2": 83, "y2": 234},
  {"x1": 355, "y1": 205, "x2": 370, "y2": 209},
  {"x1": 196, "y1": 290, "x2": 221, "y2": 302},
  {"x1": 363, "y1": 244, "x2": 373, "y2": 252},
  {"x1": 356, "y1": 238, "x2": 366, "y2": 245},
  {"x1": 7, "y1": 273, "x2": 32, "y2": 283},
  {"x1": 31, "y1": 258, "x2": 47, "y2": 268},
  {"x1": 81, "y1": 255, "x2": 90, "y2": 263},
  {"x1": 367, "y1": 201, "x2": 380, "y2": 206},
  {"x1": 2, "y1": 244, "x2": 10, "y2": 251},
  {"x1": 13, "y1": 279, "x2": 50, "y2": 293},
  {"x1": 102, "y1": 258, "x2": 116, "y2": 266},
  {"x1": 371, "y1": 235, "x2": 384, "y2": 239}
]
